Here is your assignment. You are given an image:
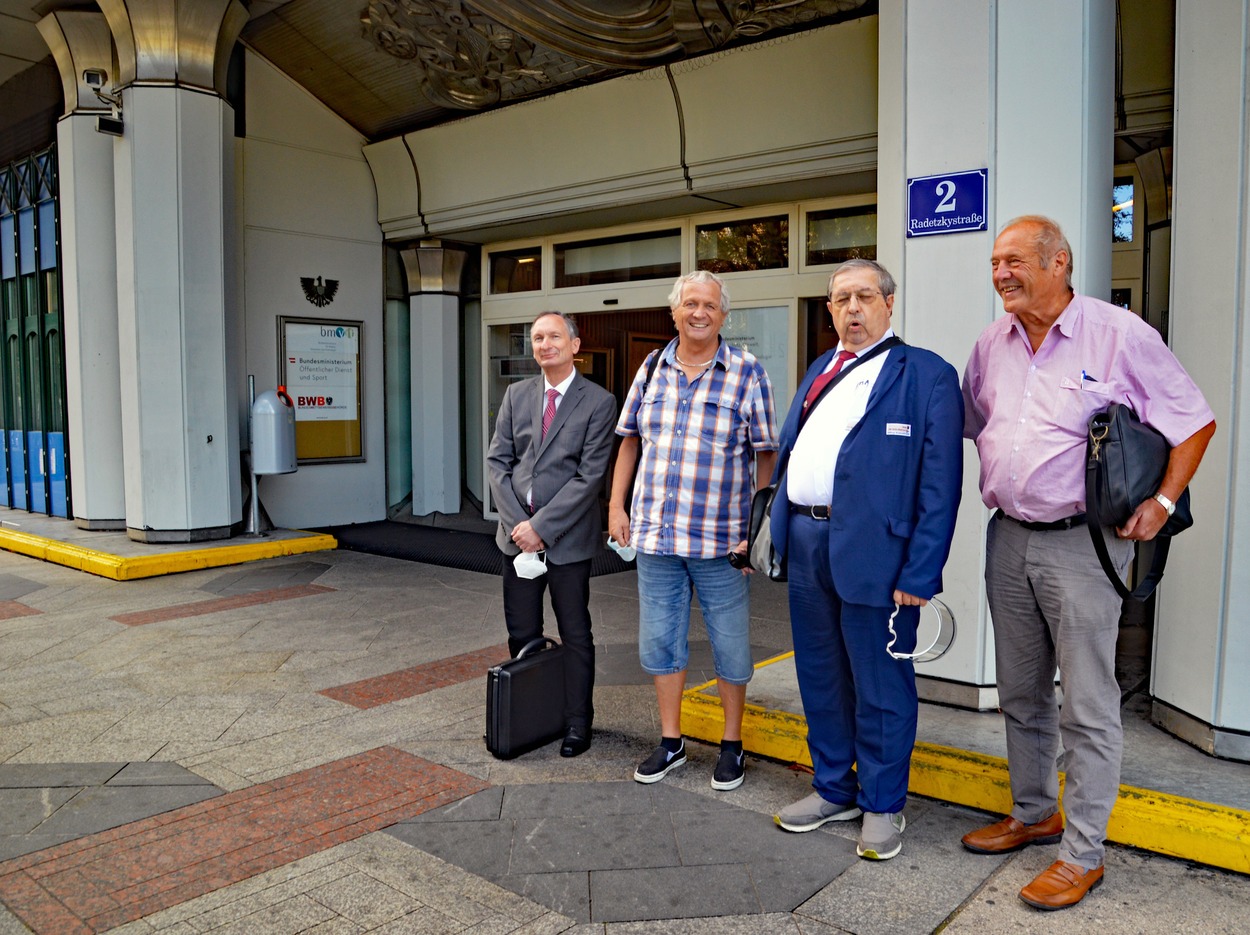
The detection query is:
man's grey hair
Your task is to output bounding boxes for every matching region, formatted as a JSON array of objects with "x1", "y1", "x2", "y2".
[
  {"x1": 530, "y1": 310, "x2": 579, "y2": 340},
  {"x1": 668, "y1": 270, "x2": 730, "y2": 313},
  {"x1": 828, "y1": 258, "x2": 897, "y2": 299},
  {"x1": 1000, "y1": 214, "x2": 1074, "y2": 289}
]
